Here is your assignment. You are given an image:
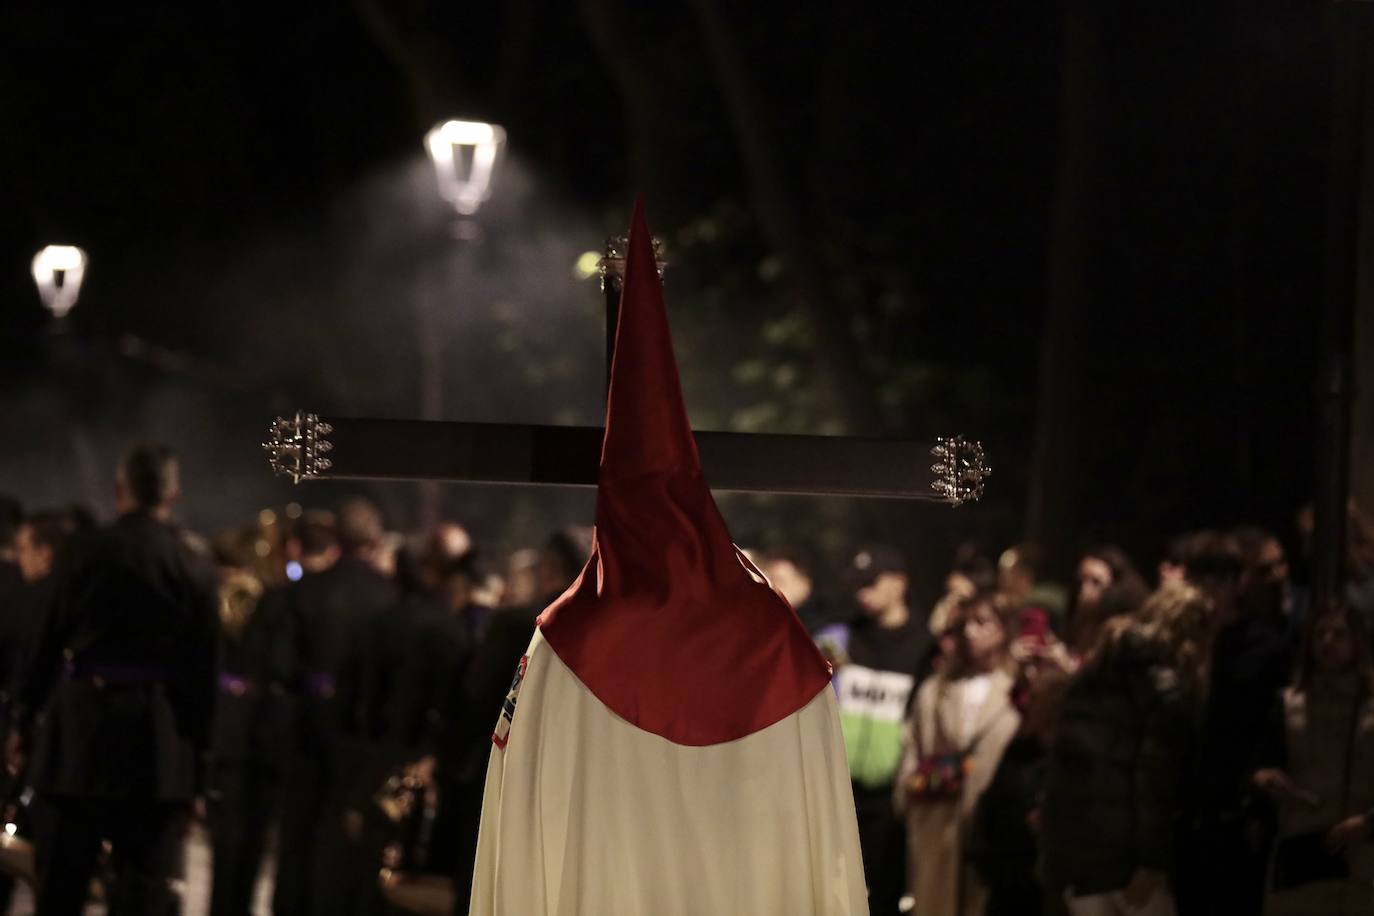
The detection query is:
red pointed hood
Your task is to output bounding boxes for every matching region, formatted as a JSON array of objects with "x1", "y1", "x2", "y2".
[{"x1": 537, "y1": 200, "x2": 832, "y2": 746}]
